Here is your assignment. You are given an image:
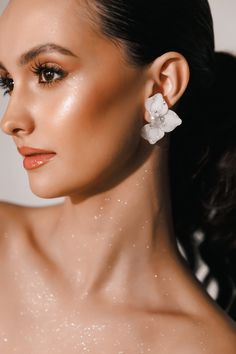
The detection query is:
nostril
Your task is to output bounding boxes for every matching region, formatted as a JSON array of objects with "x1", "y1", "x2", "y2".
[{"x1": 12, "y1": 128, "x2": 23, "y2": 134}]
